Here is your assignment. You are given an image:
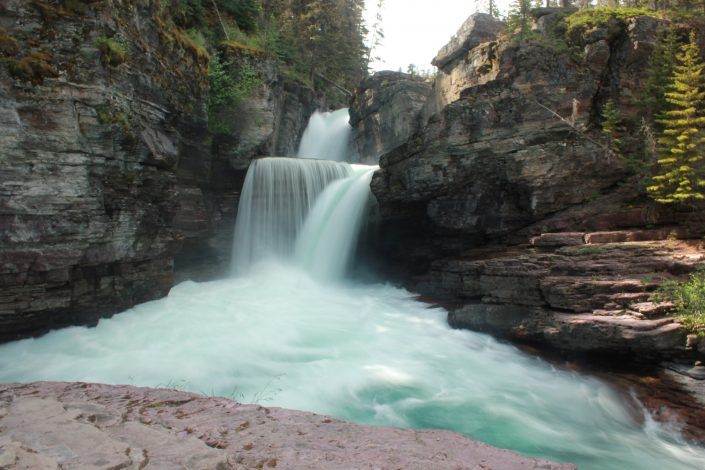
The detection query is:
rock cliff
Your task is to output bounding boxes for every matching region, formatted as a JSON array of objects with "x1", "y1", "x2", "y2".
[
  {"x1": 0, "y1": 0, "x2": 321, "y2": 341},
  {"x1": 364, "y1": 10, "x2": 705, "y2": 358},
  {"x1": 349, "y1": 71, "x2": 431, "y2": 162}
]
